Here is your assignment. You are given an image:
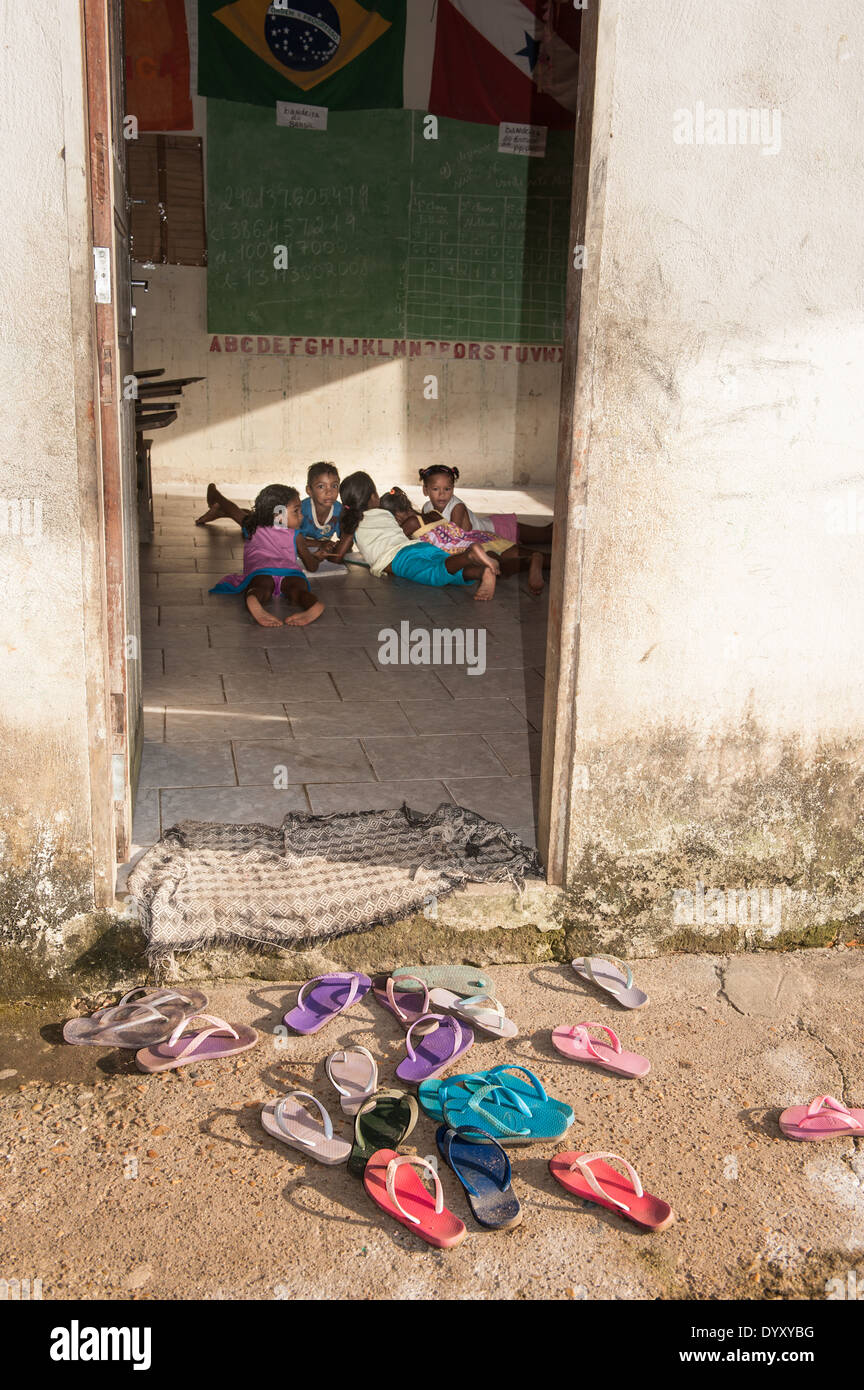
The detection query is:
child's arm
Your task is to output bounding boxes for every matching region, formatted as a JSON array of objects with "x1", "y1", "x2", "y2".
[
  {"x1": 328, "y1": 531, "x2": 354, "y2": 561},
  {"x1": 400, "y1": 513, "x2": 422, "y2": 537},
  {"x1": 295, "y1": 533, "x2": 321, "y2": 571},
  {"x1": 450, "y1": 501, "x2": 473, "y2": 530}
]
